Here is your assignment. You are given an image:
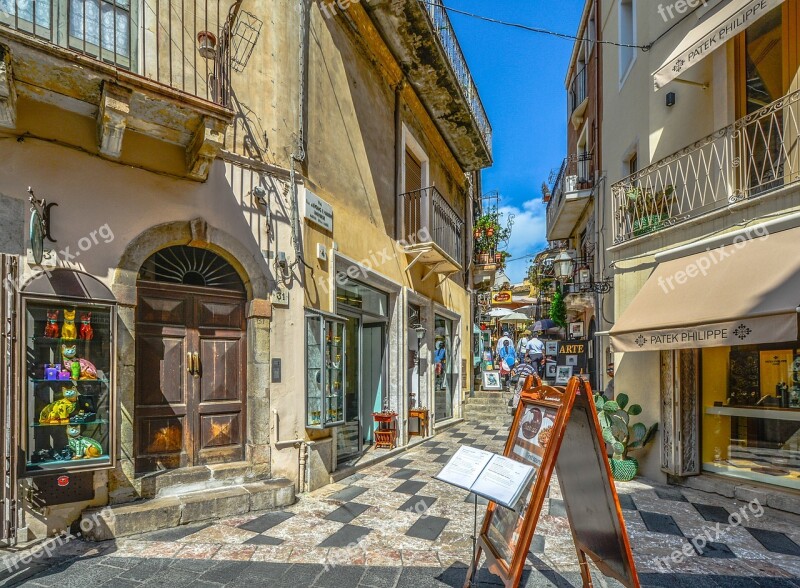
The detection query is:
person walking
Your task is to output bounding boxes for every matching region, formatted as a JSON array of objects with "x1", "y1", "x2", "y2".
[
  {"x1": 509, "y1": 355, "x2": 536, "y2": 409},
  {"x1": 517, "y1": 330, "x2": 530, "y2": 358},
  {"x1": 495, "y1": 330, "x2": 513, "y2": 358},
  {"x1": 498, "y1": 339, "x2": 517, "y2": 390},
  {"x1": 525, "y1": 332, "x2": 545, "y2": 376}
]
